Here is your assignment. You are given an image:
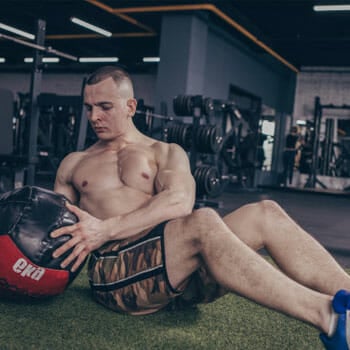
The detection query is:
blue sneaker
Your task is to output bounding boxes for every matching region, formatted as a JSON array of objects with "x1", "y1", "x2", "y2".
[{"x1": 320, "y1": 290, "x2": 350, "y2": 350}]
